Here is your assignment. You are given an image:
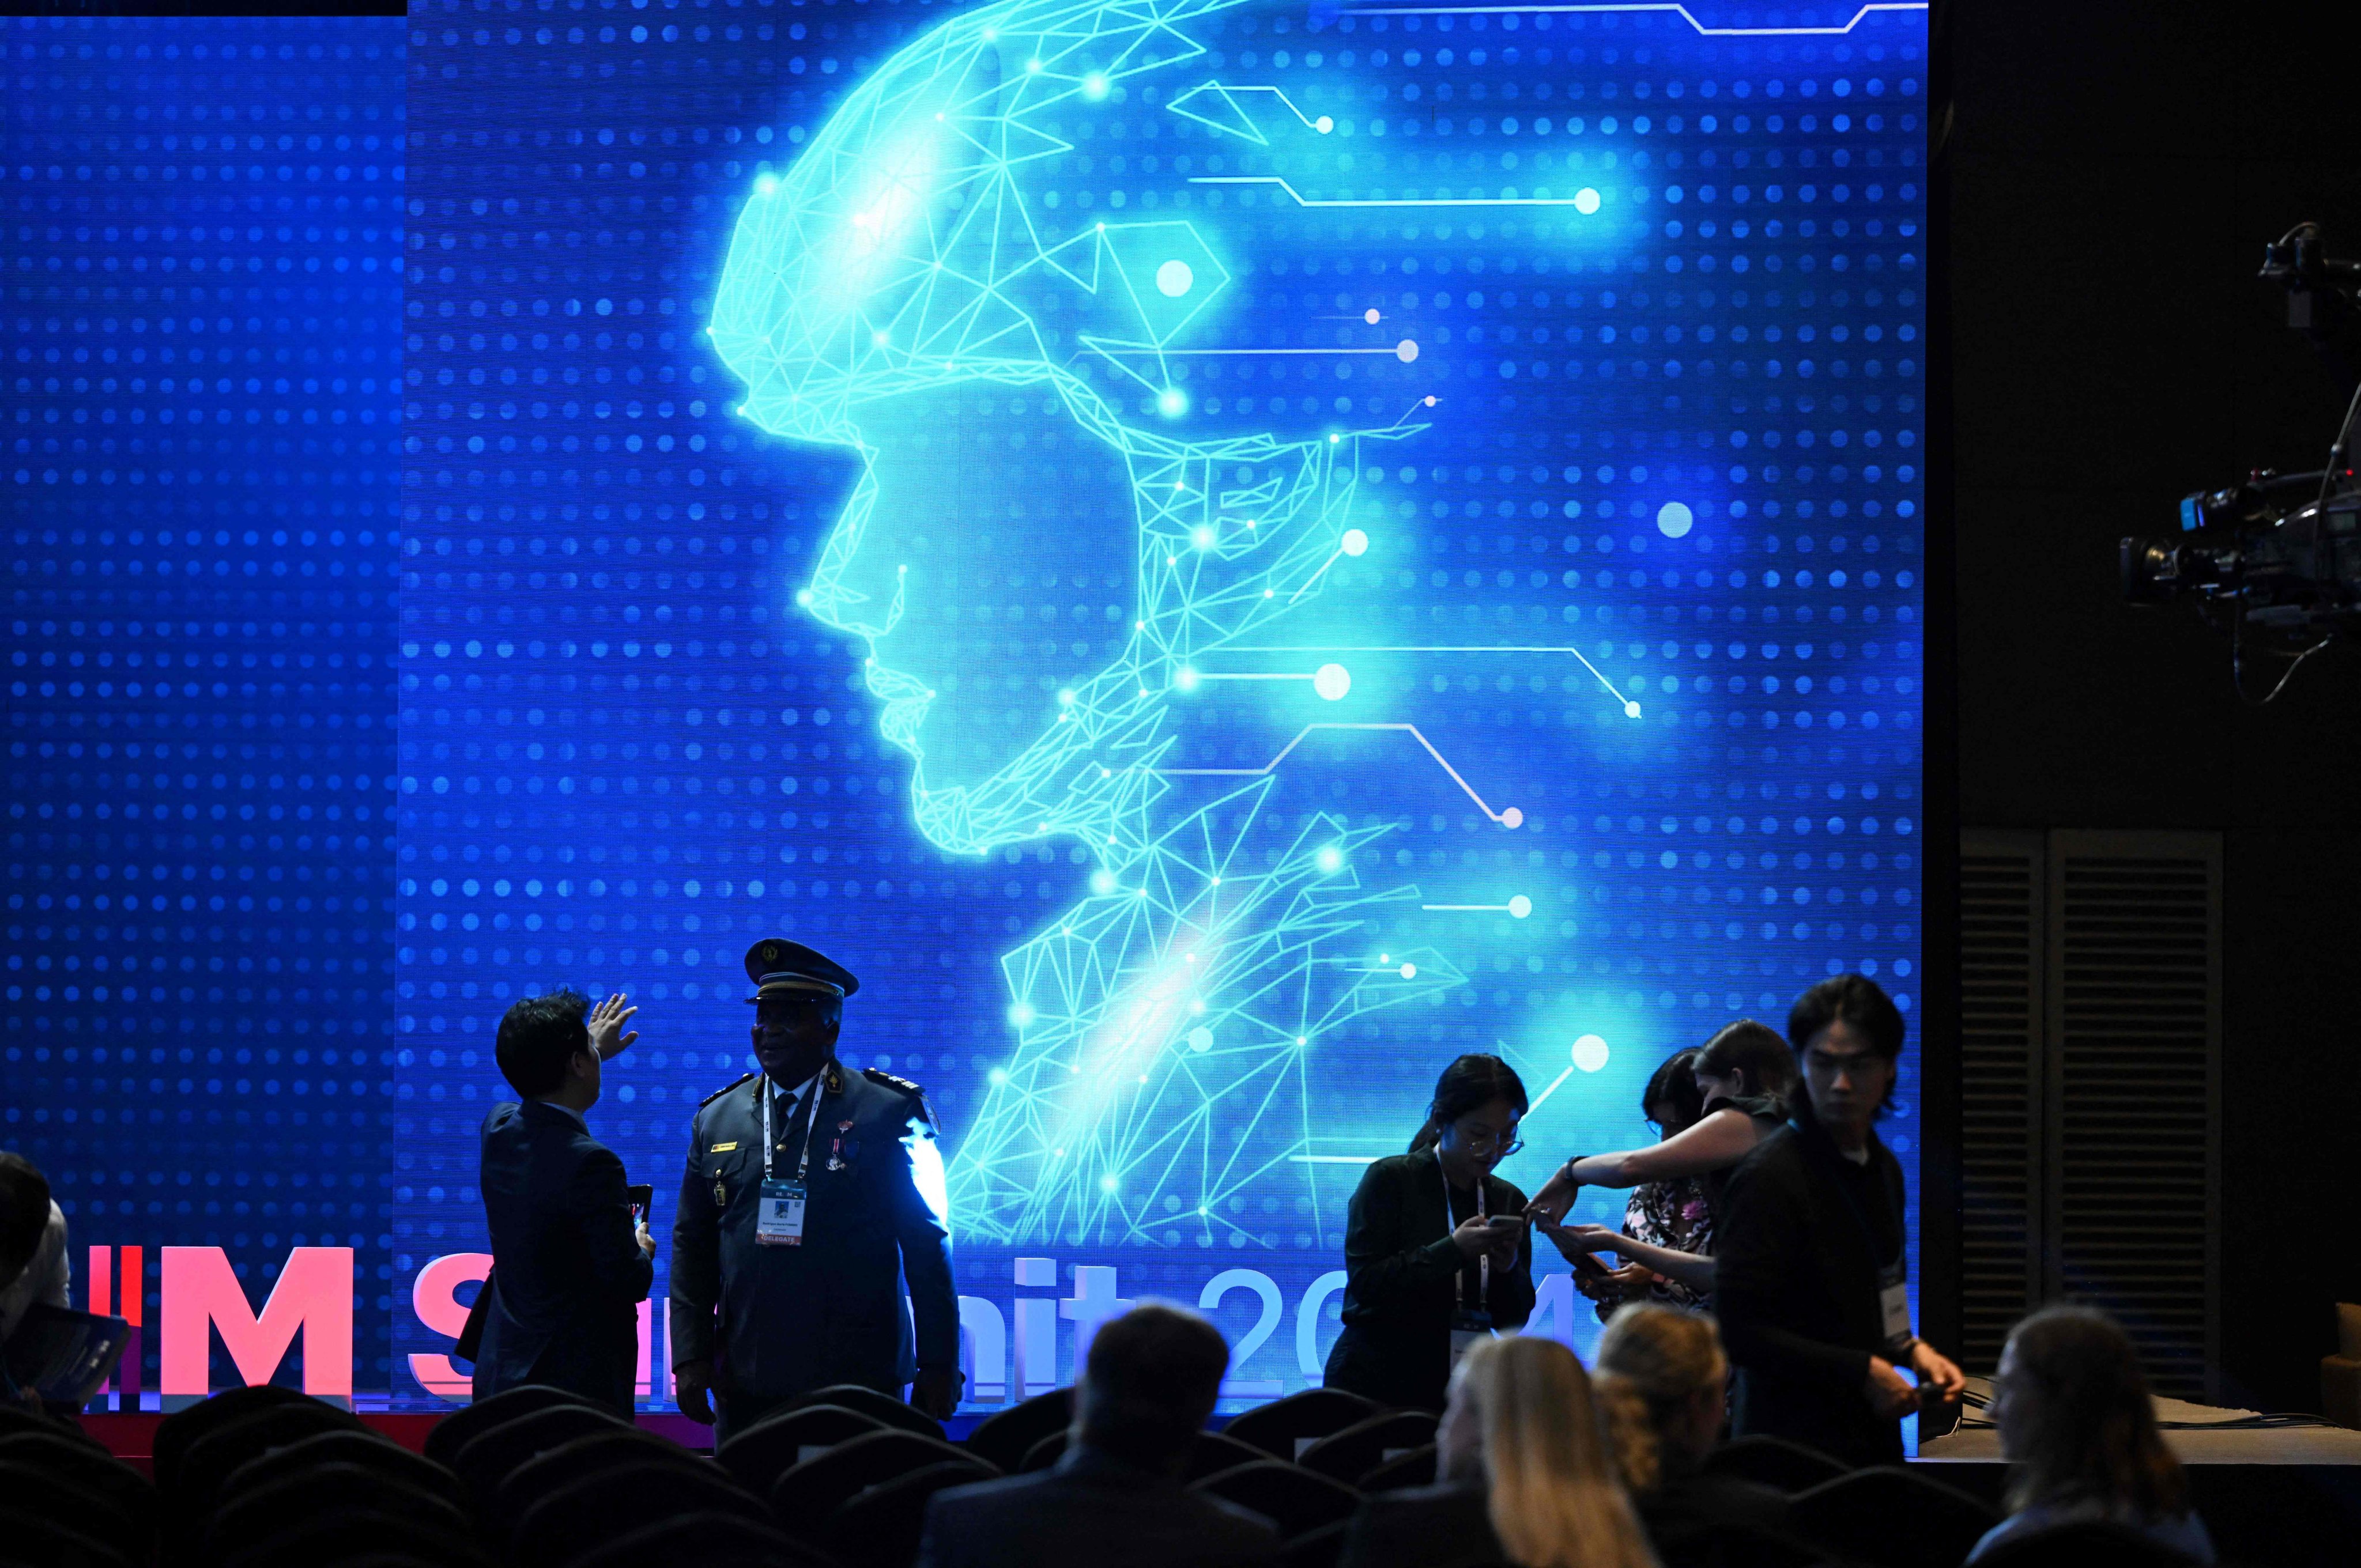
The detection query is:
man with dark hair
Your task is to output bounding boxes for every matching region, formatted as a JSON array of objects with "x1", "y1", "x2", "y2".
[
  {"x1": 914, "y1": 1304, "x2": 1279, "y2": 1568},
  {"x1": 1713, "y1": 973, "x2": 1965, "y2": 1465},
  {"x1": 474, "y1": 989, "x2": 655, "y2": 1413},
  {"x1": 0, "y1": 1150, "x2": 70, "y2": 1410}
]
